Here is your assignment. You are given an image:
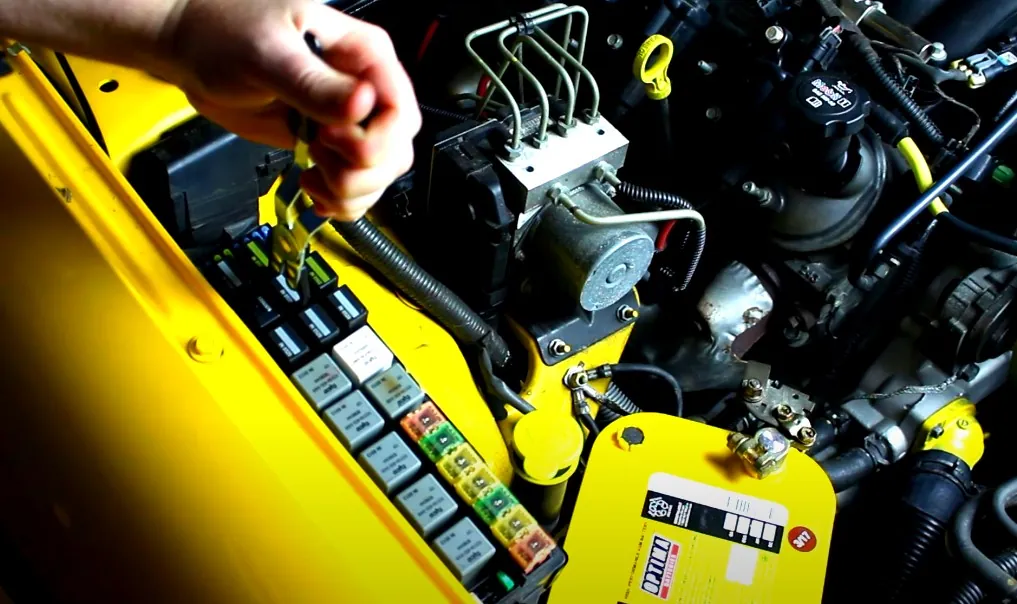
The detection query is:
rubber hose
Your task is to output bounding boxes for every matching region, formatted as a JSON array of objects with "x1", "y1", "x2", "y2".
[
  {"x1": 596, "y1": 382, "x2": 644, "y2": 427},
  {"x1": 609, "y1": 363, "x2": 684, "y2": 418},
  {"x1": 821, "y1": 447, "x2": 877, "y2": 492},
  {"x1": 806, "y1": 418, "x2": 838, "y2": 457},
  {"x1": 949, "y1": 549, "x2": 1017, "y2": 604},
  {"x1": 617, "y1": 182, "x2": 705, "y2": 290},
  {"x1": 418, "y1": 104, "x2": 472, "y2": 124},
  {"x1": 951, "y1": 492, "x2": 1017, "y2": 599},
  {"x1": 847, "y1": 32, "x2": 947, "y2": 147},
  {"x1": 992, "y1": 477, "x2": 1017, "y2": 541},
  {"x1": 333, "y1": 218, "x2": 512, "y2": 368},
  {"x1": 888, "y1": 510, "x2": 947, "y2": 602}
]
